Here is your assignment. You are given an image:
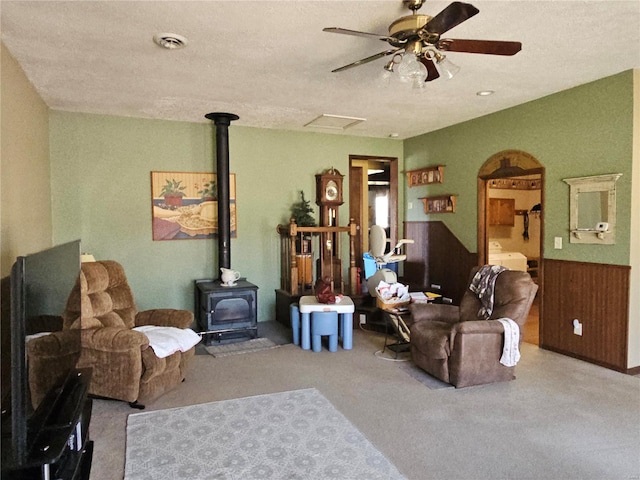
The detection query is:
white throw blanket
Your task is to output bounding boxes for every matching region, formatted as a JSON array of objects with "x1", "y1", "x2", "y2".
[
  {"x1": 495, "y1": 318, "x2": 521, "y2": 367},
  {"x1": 133, "y1": 326, "x2": 201, "y2": 359}
]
